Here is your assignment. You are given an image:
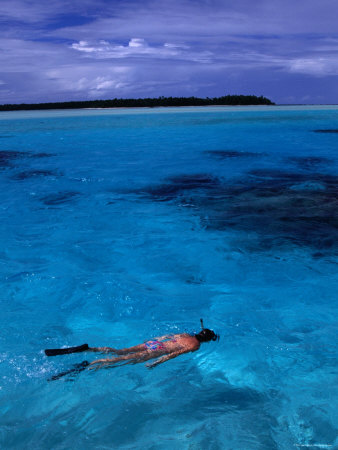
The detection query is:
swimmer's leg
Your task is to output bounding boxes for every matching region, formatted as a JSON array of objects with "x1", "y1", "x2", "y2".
[
  {"x1": 89, "y1": 351, "x2": 157, "y2": 369},
  {"x1": 108, "y1": 344, "x2": 146, "y2": 355},
  {"x1": 45, "y1": 343, "x2": 148, "y2": 357},
  {"x1": 45, "y1": 344, "x2": 121, "y2": 357},
  {"x1": 88, "y1": 344, "x2": 147, "y2": 355},
  {"x1": 88, "y1": 346, "x2": 120, "y2": 354}
]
